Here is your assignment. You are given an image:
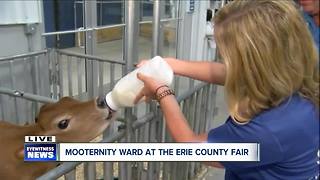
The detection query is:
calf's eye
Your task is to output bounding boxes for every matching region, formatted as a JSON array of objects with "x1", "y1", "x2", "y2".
[{"x1": 58, "y1": 119, "x2": 70, "y2": 129}]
